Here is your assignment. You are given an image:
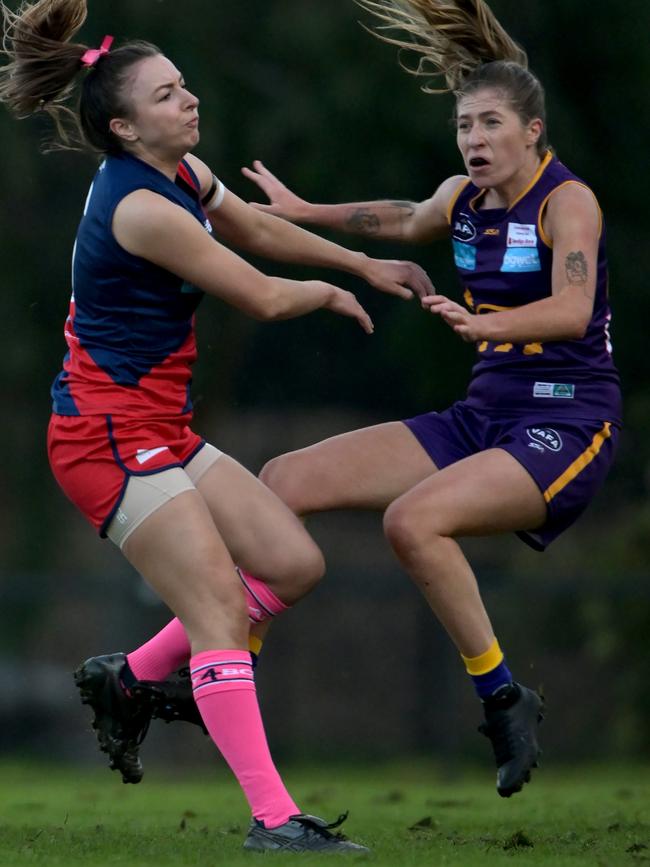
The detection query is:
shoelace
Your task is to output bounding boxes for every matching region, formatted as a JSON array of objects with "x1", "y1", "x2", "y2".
[
  {"x1": 296, "y1": 812, "x2": 349, "y2": 840},
  {"x1": 133, "y1": 679, "x2": 206, "y2": 732}
]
